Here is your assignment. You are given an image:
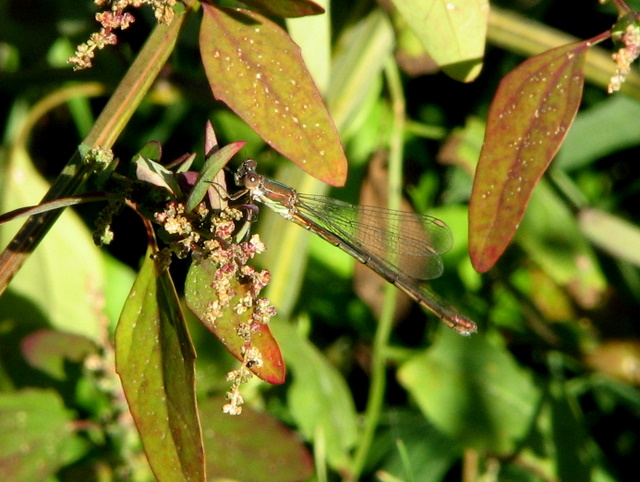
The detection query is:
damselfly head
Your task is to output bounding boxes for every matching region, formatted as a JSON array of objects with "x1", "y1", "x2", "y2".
[{"x1": 235, "y1": 159, "x2": 261, "y2": 190}]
